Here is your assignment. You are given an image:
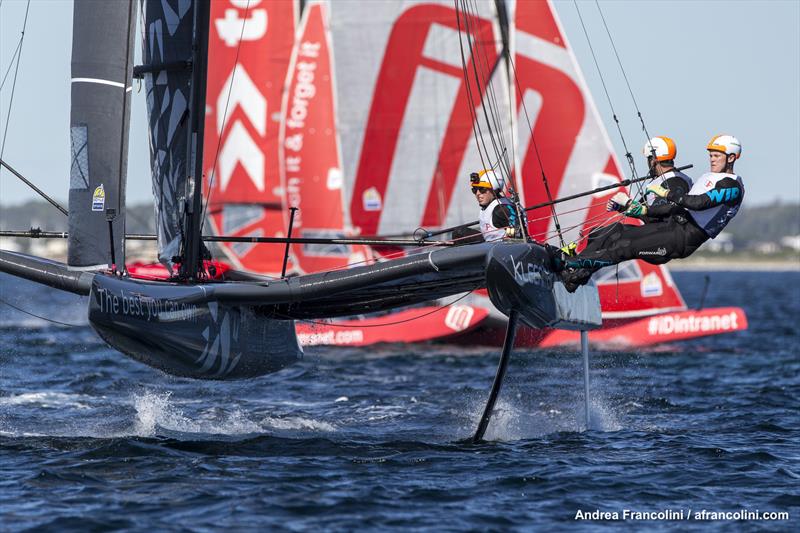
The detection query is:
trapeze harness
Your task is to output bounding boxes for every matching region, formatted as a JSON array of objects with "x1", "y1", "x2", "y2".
[
  {"x1": 568, "y1": 172, "x2": 744, "y2": 272},
  {"x1": 644, "y1": 169, "x2": 692, "y2": 204},
  {"x1": 639, "y1": 168, "x2": 693, "y2": 224},
  {"x1": 479, "y1": 197, "x2": 518, "y2": 242}
]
